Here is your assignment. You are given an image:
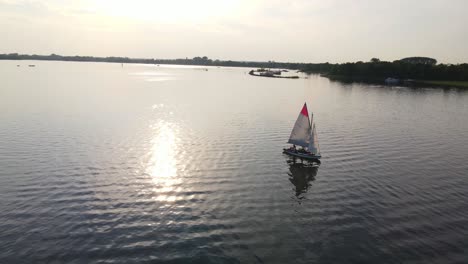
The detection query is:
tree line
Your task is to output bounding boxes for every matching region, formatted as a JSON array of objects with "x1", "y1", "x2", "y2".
[
  {"x1": 0, "y1": 53, "x2": 305, "y2": 70},
  {"x1": 2, "y1": 53, "x2": 467, "y2": 81},
  {"x1": 302, "y1": 57, "x2": 468, "y2": 81}
]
